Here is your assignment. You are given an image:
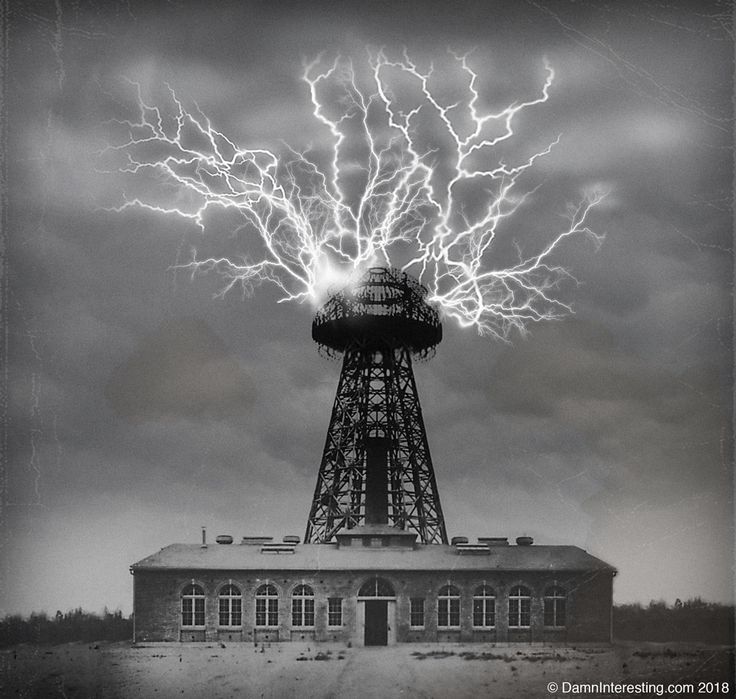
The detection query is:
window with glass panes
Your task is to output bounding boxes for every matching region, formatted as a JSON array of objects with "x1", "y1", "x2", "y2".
[
  {"x1": 218, "y1": 584, "x2": 242, "y2": 627},
  {"x1": 508, "y1": 585, "x2": 531, "y2": 628},
  {"x1": 437, "y1": 585, "x2": 460, "y2": 628},
  {"x1": 472, "y1": 585, "x2": 495, "y2": 628},
  {"x1": 255, "y1": 584, "x2": 278, "y2": 627},
  {"x1": 291, "y1": 585, "x2": 315, "y2": 627},
  {"x1": 181, "y1": 584, "x2": 205, "y2": 627},
  {"x1": 543, "y1": 586, "x2": 566, "y2": 627},
  {"x1": 327, "y1": 598, "x2": 342, "y2": 626},
  {"x1": 358, "y1": 578, "x2": 395, "y2": 597},
  {"x1": 410, "y1": 598, "x2": 425, "y2": 627}
]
